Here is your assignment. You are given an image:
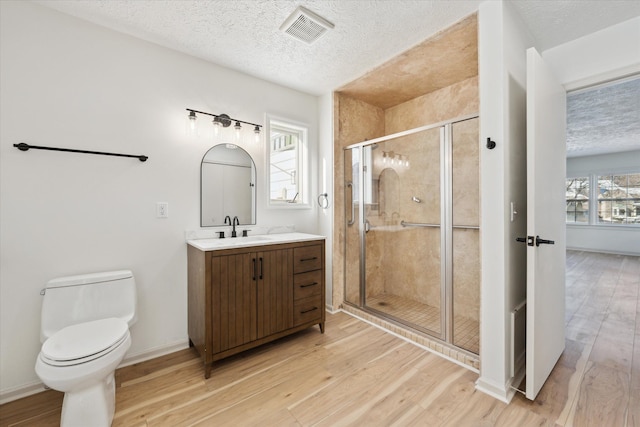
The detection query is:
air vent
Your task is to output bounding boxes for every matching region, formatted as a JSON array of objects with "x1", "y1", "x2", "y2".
[{"x1": 280, "y1": 6, "x2": 334, "y2": 44}]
